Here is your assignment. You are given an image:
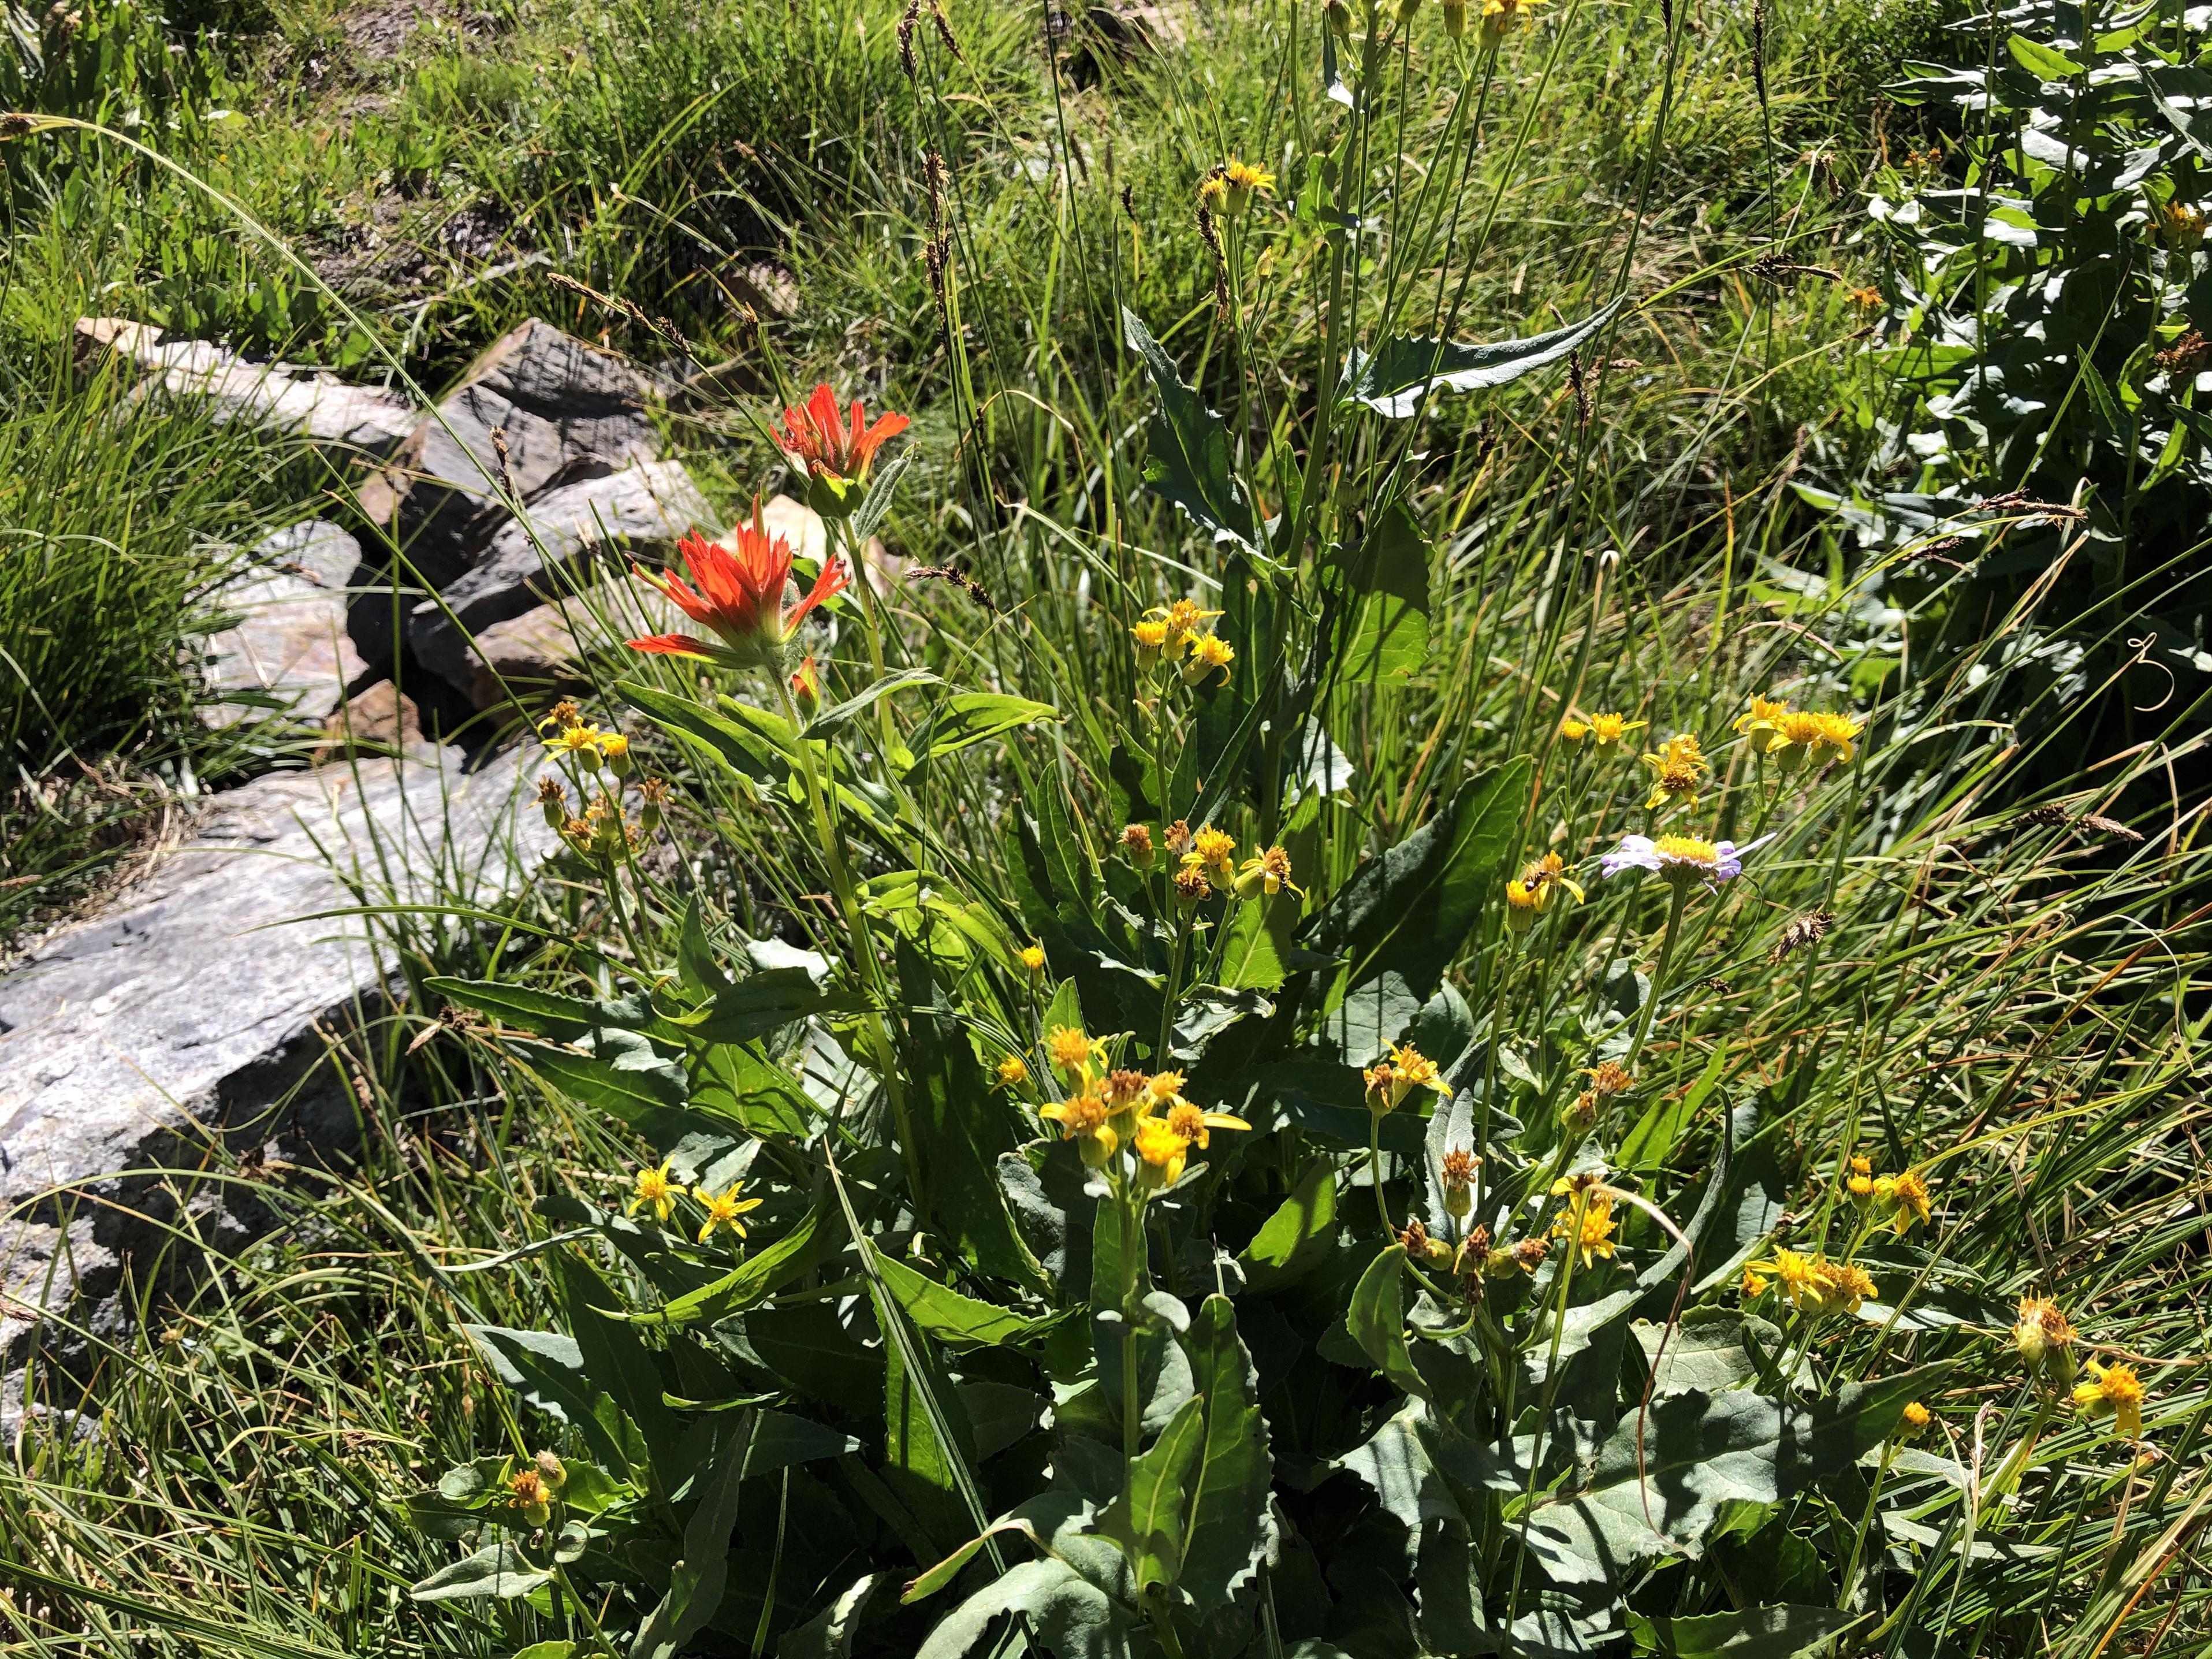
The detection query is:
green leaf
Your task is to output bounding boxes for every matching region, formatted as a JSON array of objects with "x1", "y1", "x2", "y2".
[
  {"x1": 918, "y1": 691, "x2": 1063, "y2": 761},
  {"x1": 620, "y1": 680, "x2": 793, "y2": 783},
  {"x1": 556, "y1": 1257, "x2": 680, "y2": 1482},
  {"x1": 648, "y1": 1196, "x2": 829, "y2": 1325},
  {"x1": 902, "y1": 1518, "x2": 1044, "y2": 1604},
  {"x1": 1237, "y1": 1158, "x2": 1339, "y2": 1291},
  {"x1": 743, "y1": 1407, "x2": 865, "y2": 1472},
  {"x1": 873, "y1": 1252, "x2": 1060, "y2": 1350},
  {"x1": 1346, "y1": 1244, "x2": 1429, "y2": 1401},
  {"x1": 459, "y1": 1326, "x2": 629, "y2": 1470},
  {"x1": 1632, "y1": 1311, "x2": 1768, "y2": 1397},
  {"x1": 409, "y1": 1541, "x2": 552, "y2": 1602},
  {"x1": 1348, "y1": 298, "x2": 1625, "y2": 417},
  {"x1": 1309, "y1": 758, "x2": 1531, "y2": 999},
  {"x1": 1619, "y1": 1042, "x2": 1726, "y2": 1171},
  {"x1": 504, "y1": 1034, "x2": 687, "y2": 1129},
  {"x1": 425, "y1": 976, "x2": 603, "y2": 1040},
  {"x1": 1629, "y1": 1604, "x2": 1859, "y2": 1659},
  {"x1": 512, "y1": 1643, "x2": 581, "y2": 1659},
  {"x1": 782, "y1": 1571, "x2": 891, "y2": 1659},
  {"x1": 1327, "y1": 502, "x2": 1430, "y2": 680},
  {"x1": 914, "y1": 1560, "x2": 1122, "y2": 1659},
  {"x1": 2005, "y1": 32, "x2": 2081, "y2": 78},
  {"x1": 1095, "y1": 1394, "x2": 1206, "y2": 1591},
  {"x1": 1219, "y1": 890, "x2": 1297, "y2": 991},
  {"x1": 873, "y1": 1275, "x2": 981, "y2": 1557},
  {"x1": 689, "y1": 966, "x2": 854, "y2": 1044},
  {"x1": 629, "y1": 1416, "x2": 751, "y2": 1659},
  {"x1": 806, "y1": 666, "x2": 941, "y2": 737},
  {"x1": 1123, "y1": 307, "x2": 1257, "y2": 548},
  {"x1": 1179, "y1": 1296, "x2": 1275, "y2": 1612}
]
